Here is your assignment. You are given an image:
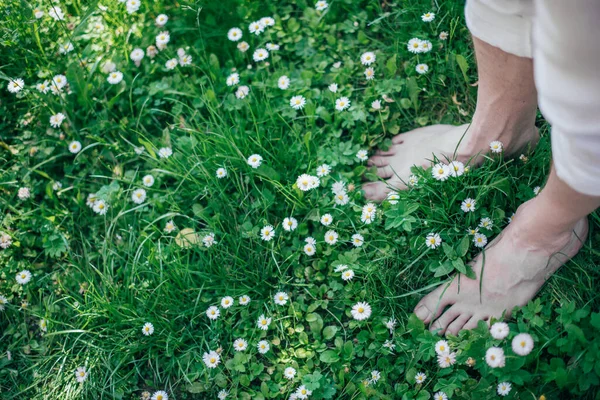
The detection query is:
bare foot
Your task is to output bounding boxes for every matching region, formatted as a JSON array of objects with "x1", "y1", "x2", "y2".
[
  {"x1": 363, "y1": 123, "x2": 538, "y2": 201},
  {"x1": 413, "y1": 200, "x2": 588, "y2": 336}
]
